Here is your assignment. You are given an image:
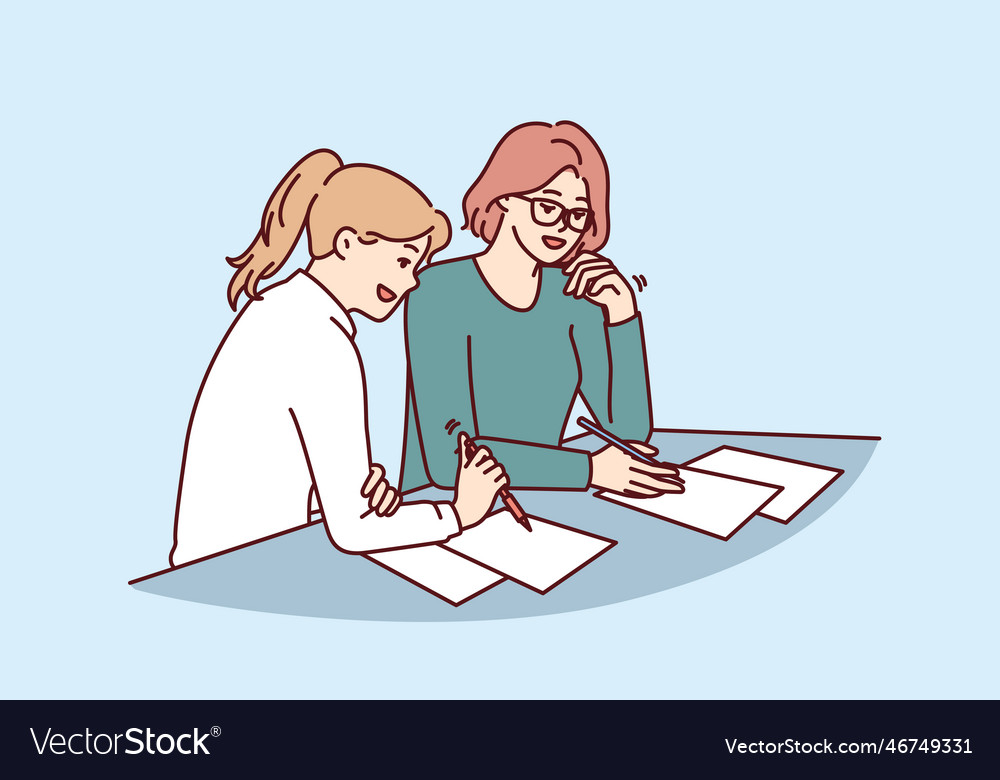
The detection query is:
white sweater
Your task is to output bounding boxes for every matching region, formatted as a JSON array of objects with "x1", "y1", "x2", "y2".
[{"x1": 170, "y1": 270, "x2": 459, "y2": 565}]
